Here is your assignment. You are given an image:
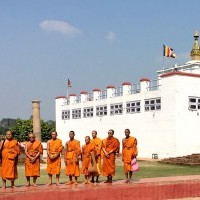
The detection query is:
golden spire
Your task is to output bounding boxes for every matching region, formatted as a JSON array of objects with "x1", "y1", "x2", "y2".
[{"x1": 190, "y1": 31, "x2": 200, "y2": 60}]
